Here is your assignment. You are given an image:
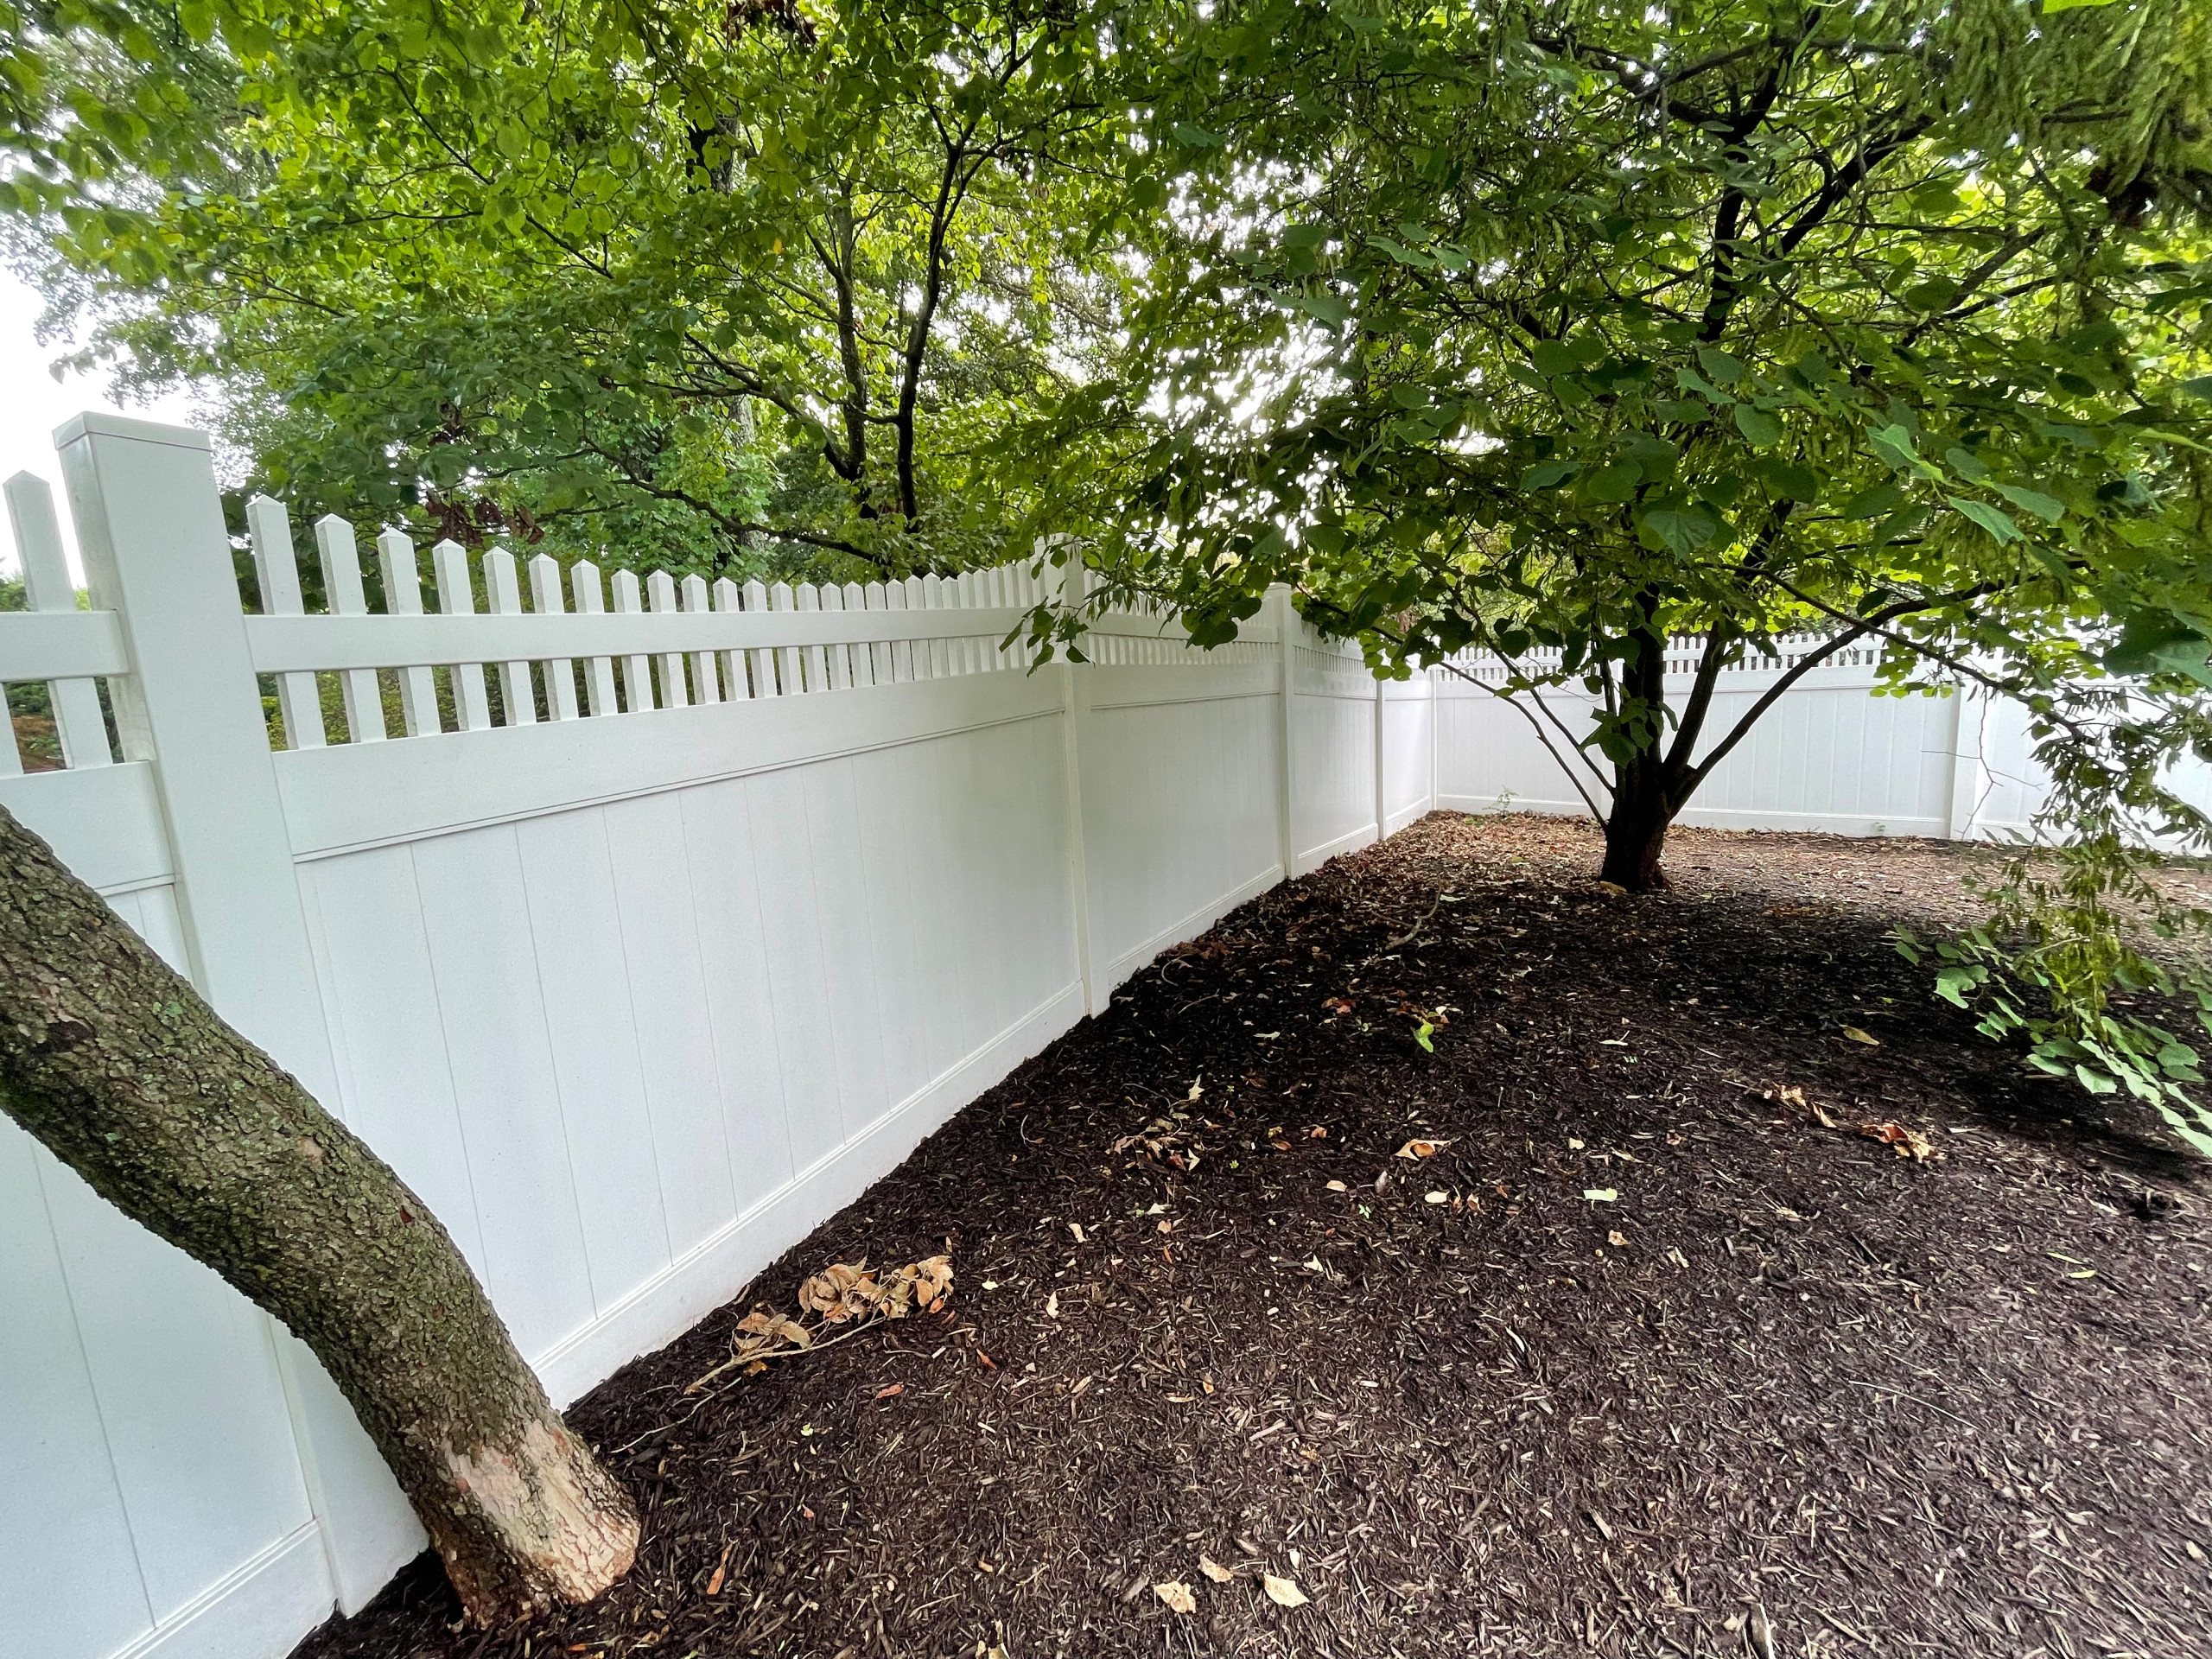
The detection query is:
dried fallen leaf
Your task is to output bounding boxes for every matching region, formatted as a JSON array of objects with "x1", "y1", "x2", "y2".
[
  {"x1": 1262, "y1": 1573, "x2": 1309, "y2": 1608},
  {"x1": 1187, "y1": 1077, "x2": 1203, "y2": 1102},
  {"x1": 1322, "y1": 996, "x2": 1354, "y2": 1016},
  {"x1": 874, "y1": 1382, "x2": 904, "y2": 1400},
  {"x1": 1607, "y1": 1230, "x2": 1628, "y2": 1247},
  {"x1": 687, "y1": 1254, "x2": 952, "y2": 1391},
  {"x1": 1325, "y1": 1179, "x2": 1349, "y2": 1192},
  {"x1": 1154, "y1": 1581, "x2": 1196, "y2": 1614},
  {"x1": 1842, "y1": 1026, "x2": 1881, "y2": 1046},
  {"x1": 1424, "y1": 1190, "x2": 1448, "y2": 1205},
  {"x1": 1198, "y1": 1555, "x2": 1234, "y2": 1584},
  {"x1": 1395, "y1": 1138, "x2": 1451, "y2": 1159},
  {"x1": 1069, "y1": 1222, "x2": 1086, "y2": 1243},
  {"x1": 1045, "y1": 1291, "x2": 1059, "y2": 1319},
  {"x1": 705, "y1": 1541, "x2": 734, "y2": 1598},
  {"x1": 1859, "y1": 1122, "x2": 1936, "y2": 1161}
]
